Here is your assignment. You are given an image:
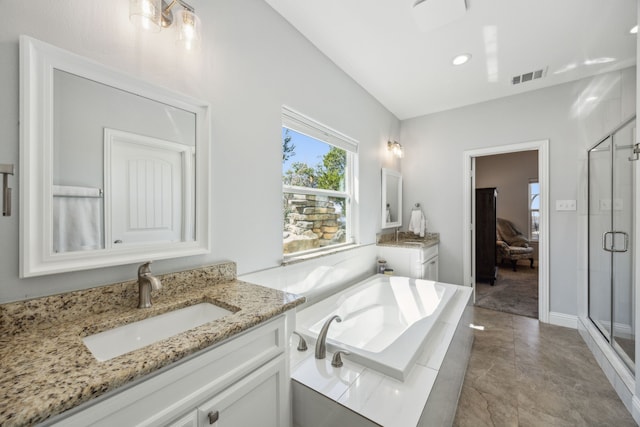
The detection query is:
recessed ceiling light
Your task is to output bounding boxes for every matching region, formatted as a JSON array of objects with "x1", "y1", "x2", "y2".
[
  {"x1": 630, "y1": 25, "x2": 638, "y2": 34},
  {"x1": 452, "y1": 53, "x2": 471, "y2": 66}
]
